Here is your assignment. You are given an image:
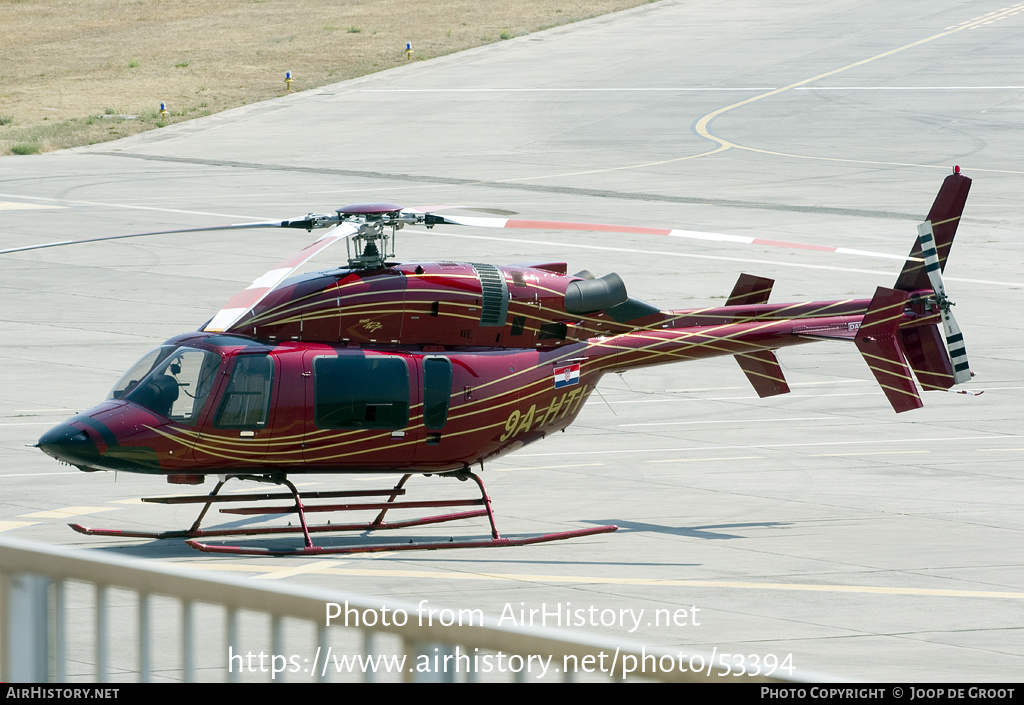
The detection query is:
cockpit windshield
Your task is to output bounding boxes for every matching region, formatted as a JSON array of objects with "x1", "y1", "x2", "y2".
[
  {"x1": 123, "y1": 347, "x2": 221, "y2": 424},
  {"x1": 109, "y1": 345, "x2": 177, "y2": 401}
]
